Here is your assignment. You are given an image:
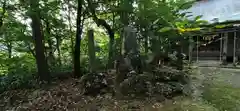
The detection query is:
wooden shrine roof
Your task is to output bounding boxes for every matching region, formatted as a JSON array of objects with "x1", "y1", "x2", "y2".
[{"x1": 184, "y1": 20, "x2": 240, "y2": 36}]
